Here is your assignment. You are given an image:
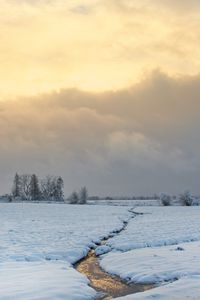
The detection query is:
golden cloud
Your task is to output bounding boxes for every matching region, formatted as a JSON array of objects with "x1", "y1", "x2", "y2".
[{"x1": 0, "y1": 0, "x2": 199, "y2": 97}]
